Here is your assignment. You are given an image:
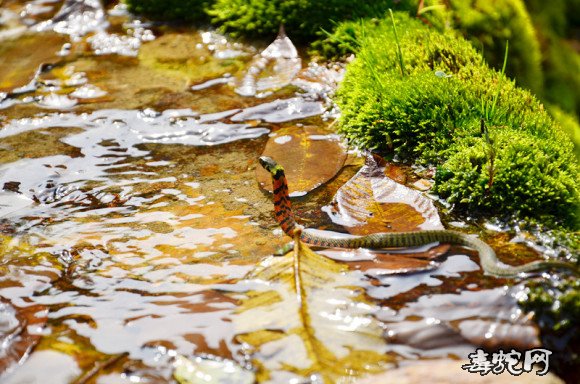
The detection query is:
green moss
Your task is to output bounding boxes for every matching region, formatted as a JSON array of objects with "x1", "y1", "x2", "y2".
[
  {"x1": 336, "y1": 13, "x2": 579, "y2": 228},
  {"x1": 310, "y1": 19, "x2": 365, "y2": 59},
  {"x1": 123, "y1": 0, "x2": 210, "y2": 22},
  {"x1": 519, "y1": 278, "x2": 580, "y2": 377},
  {"x1": 549, "y1": 105, "x2": 580, "y2": 161},
  {"x1": 311, "y1": 2, "x2": 452, "y2": 59},
  {"x1": 434, "y1": 128, "x2": 578, "y2": 226},
  {"x1": 525, "y1": 0, "x2": 579, "y2": 39},
  {"x1": 207, "y1": 0, "x2": 418, "y2": 41},
  {"x1": 541, "y1": 38, "x2": 580, "y2": 116},
  {"x1": 522, "y1": 279, "x2": 580, "y2": 332},
  {"x1": 317, "y1": 1, "x2": 543, "y2": 94},
  {"x1": 448, "y1": 0, "x2": 543, "y2": 95},
  {"x1": 525, "y1": 0, "x2": 580, "y2": 116}
]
